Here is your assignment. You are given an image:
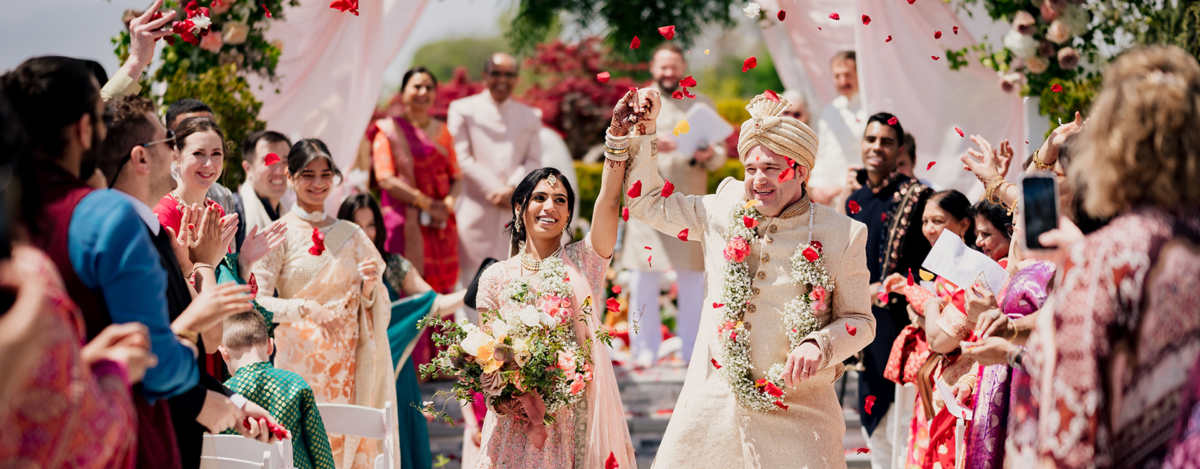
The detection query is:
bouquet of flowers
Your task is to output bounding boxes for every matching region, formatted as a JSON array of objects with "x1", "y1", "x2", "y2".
[{"x1": 419, "y1": 257, "x2": 592, "y2": 444}]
